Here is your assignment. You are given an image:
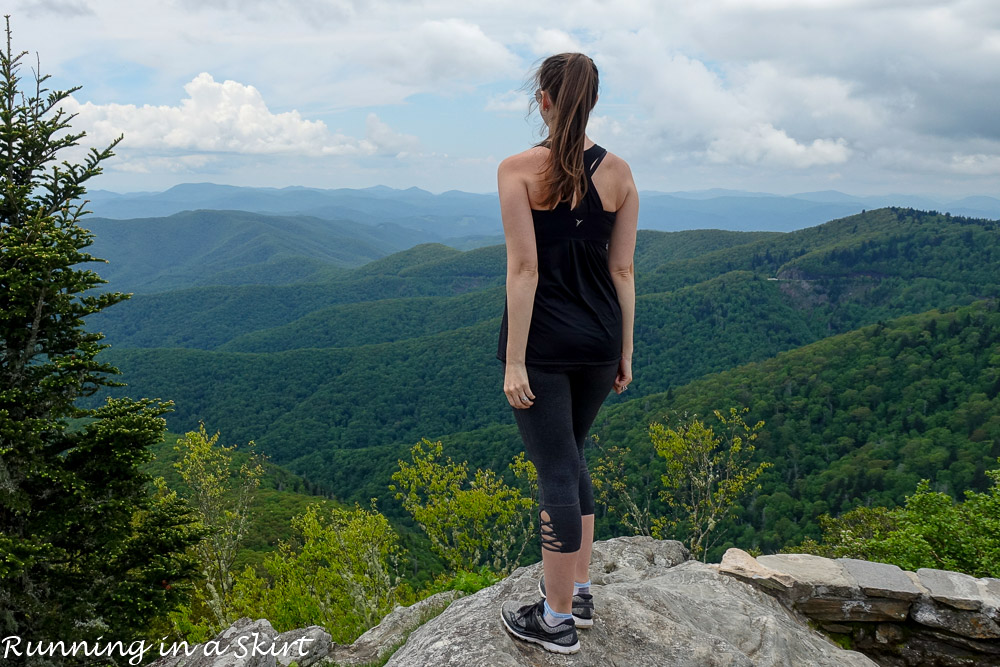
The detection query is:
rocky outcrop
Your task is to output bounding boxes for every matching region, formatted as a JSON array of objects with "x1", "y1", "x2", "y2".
[
  {"x1": 151, "y1": 537, "x2": 876, "y2": 666},
  {"x1": 387, "y1": 536, "x2": 873, "y2": 666},
  {"x1": 156, "y1": 538, "x2": 1000, "y2": 666},
  {"x1": 148, "y1": 618, "x2": 332, "y2": 667},
  {"x1": 718, "y1": 548, "x2": 1000, "y2": 666}
]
